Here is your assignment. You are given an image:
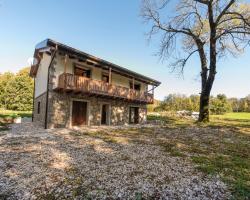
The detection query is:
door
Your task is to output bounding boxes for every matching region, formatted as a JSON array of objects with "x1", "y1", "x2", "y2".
[
  {"x1": 72, "y1": 101, "x2": 87, "y2": 126},
  {"x1": 101, "y1": 104, "x2": 109, "y2": 125},
  {"x1": 129, "y1": 107, "x2": 139, "y2": 124}
]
